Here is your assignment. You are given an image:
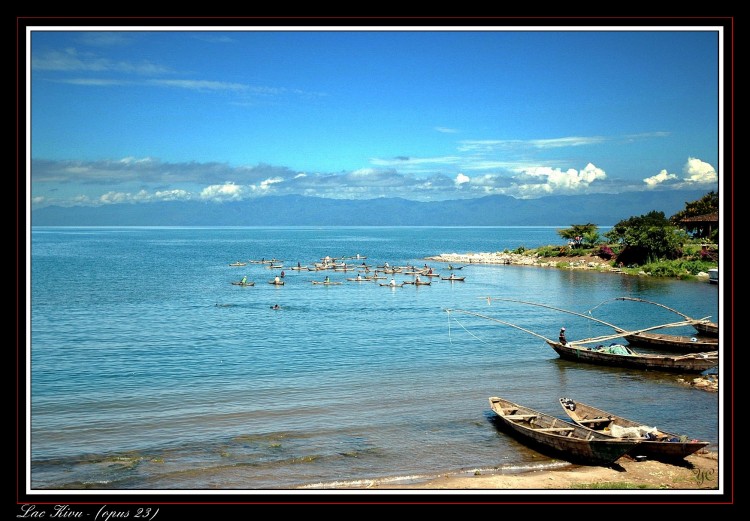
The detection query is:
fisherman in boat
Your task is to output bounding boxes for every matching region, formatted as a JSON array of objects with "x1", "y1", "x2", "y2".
[
  {"x1": 274, "y1": 276, "x2": 281, "y2": 284},
  {"x1": 280, "y1": 270, "x2": 285, "y2": 278},
  {"x1": 559, "y1": 327, "x2": 567, "y2": 345},
  {"x1": 241, "y1": 276, "x2": 247, "y2": 285},
  {"x1": 356, "y1": 274, "x2": 362, "y2": 281},
  {"x1": 389, "y1": 278, "x2": 397, "y2": 287},
  {"x1": 415, "y1": 275, "x2": 421, "y2": 283},
  {"x1": 325, "y1": 275, "x2": 330, "y2": 283}
]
